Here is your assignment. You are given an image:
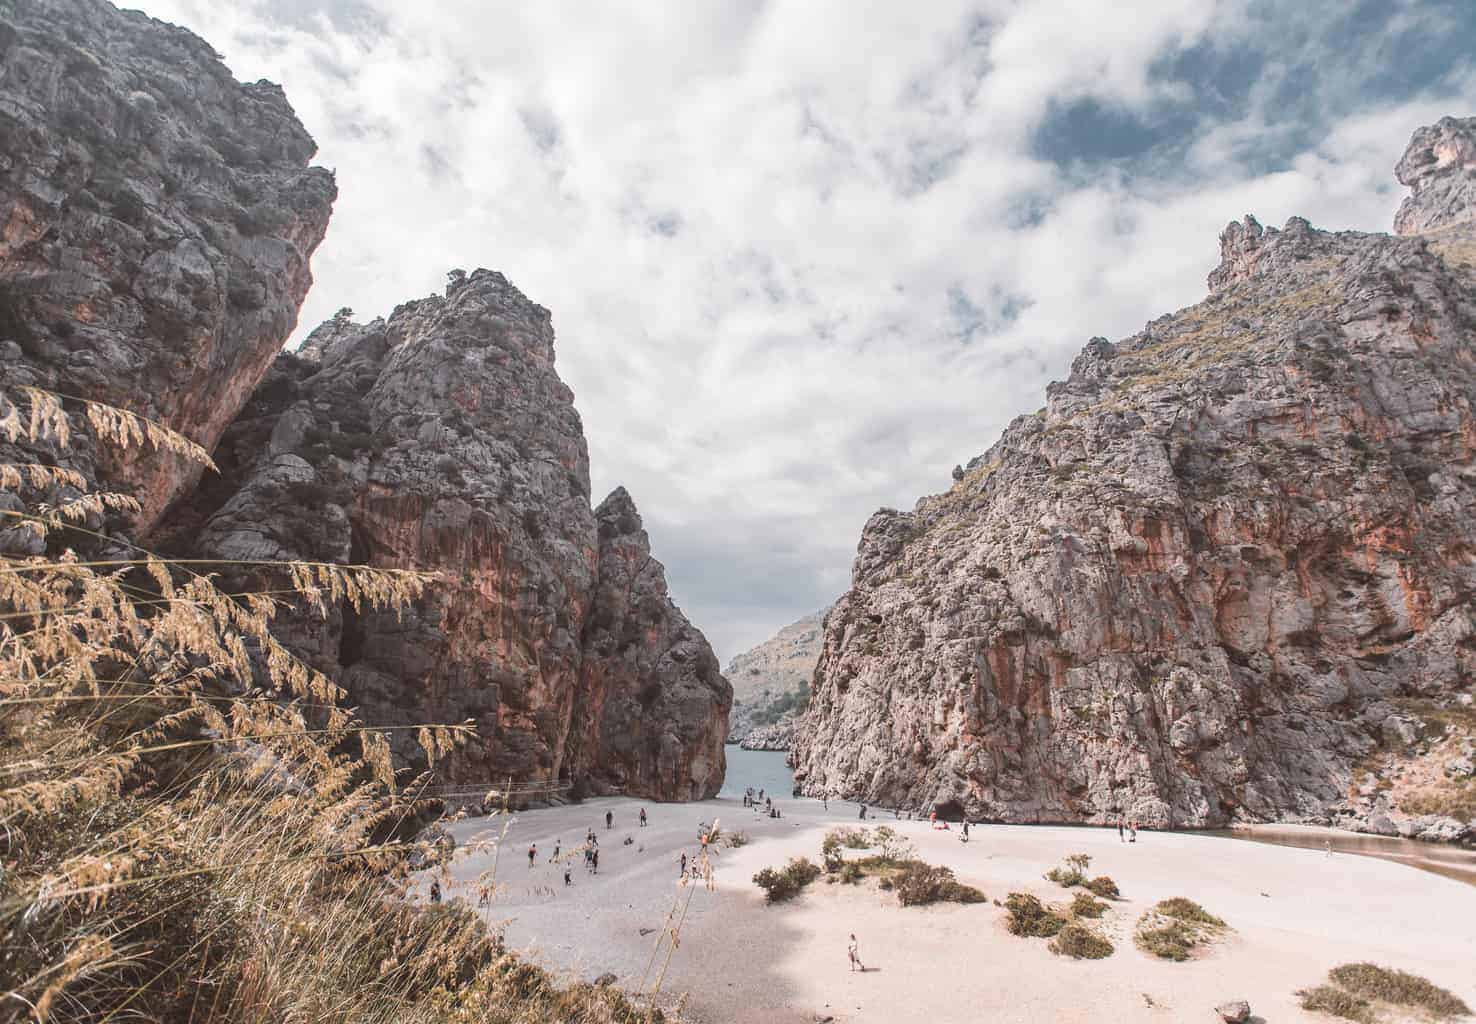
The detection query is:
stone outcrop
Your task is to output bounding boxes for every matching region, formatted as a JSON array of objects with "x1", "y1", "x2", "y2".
[
  {"x1": 794, "y1": 116, "x2": 1476, "y2": 842},
  {"x1": 157, "y1": 271, "x2": 730, "y2": 800},
  {"x1": 1394, "y1": 115, "x2": 1476, "y2": 236},
  {"x1": 1, "y1": 1, "x2": 728, "y2": 802},
  {"x1": 725, "y1": 605, "x2": 828, "y2": 747},
  {"x1": 0, "y1": 0, "x2": 335, "y2": 531}
]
